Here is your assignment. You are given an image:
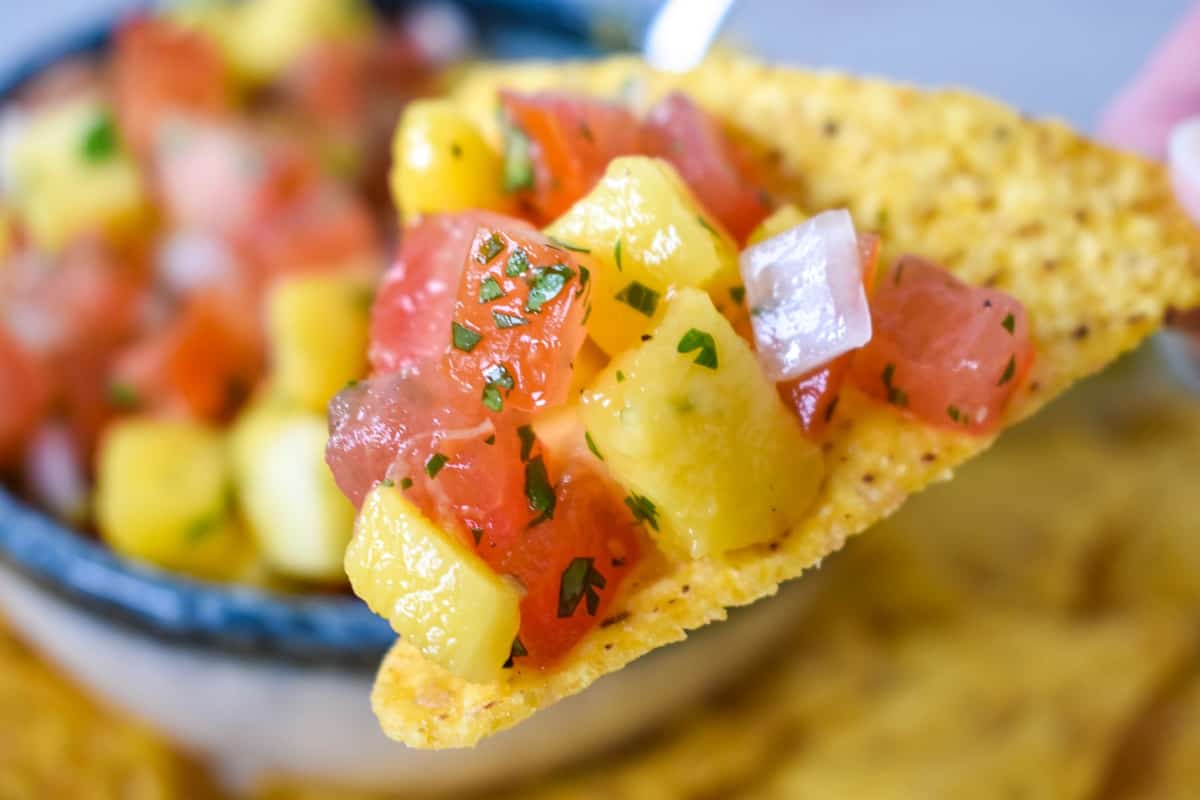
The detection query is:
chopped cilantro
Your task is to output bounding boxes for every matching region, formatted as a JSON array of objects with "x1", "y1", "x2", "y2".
[
  {"x1": 729, "y1": 286, "x2": 746, "y2": 305},
  {"x1": 400, "y1": 477, "x2": 414, "y2": 490},
  {"x1": 558, "y1": 557, "x2": 606, "y2": 617},
  {"x1": 476, "y1": 233, "x2": 505, "y2": 264},
  {"x1": 493, "y1": 310, "x2": 529, "y2": 328},
  {"x1": 451, "y1": 322, "x2": 483, "y2": 352},
  {"x1": 482, "y1": 364, "x2": 515, "y2": 411},
  {"x1": 482, "y1": 385, "x2": 504, "y2": 411},
  {"x1": 81, "y1": 112, "x2": 117, "y2": 162},
  {"x1": 997, "y1": 355, "x2": 1016, "y2": 386},
  {"x1": 517, "y1": 424, "x2": 536, "y2": 462},
  {"x1": 525, "y1": 265, "x2": 575, "y2": 313},
  {"x1": 506, "y1": 248, "x2": 530, "y2": 276},
  {"x1": 106, "y1": 380, "x2": 140, "y2": 410},
  {"x1": 184, "y1": 512, "x2": 224, "y2": 544},
  {"x1": 1001, "y1": 312, "x2": 1015, "y2": 334},
  {"x1": 381, "y1": 479, "x2": 395, "y2": 488},
  {"x1": 576, "y1": 265, "x2": 591, "y2": 296},
  {"x1": 484, "y1": 434, "x2": 496, "y2": 445},
  {"x1": 503, "y1": 636, "x2": 528, "y2": 668},
  {"x1": 696, "y1": 215, "x2": 720, "y2": 237},
  {"x1": 947, "y1": 406, "x2": 962, "y2": 424},
  {"x1": 479, "y1": 277, "x2": 505, "y2": 303},
  {"x1": 548, "y1": 236, "x2": 590, "y2": 254},
  {"x1": 614, "y1": 238, "x2": 623, "y2": 272},
  {"x1": 524, "y1": 455, "x2": 556, "y2": 525},
  {"x1": 614, "y1": 281, "x2": 660, "y2": 317},
  {"x1": 616, "y1": 370, "x2": 626, "y2": 383},
  {"x1": 471, "y1": 527, "x2": 484, "y2": 545},
  {"x1": 677, "y1": 328, "x2": 718, "y2": 369},
  {"x1": 503, "y1": 121, "x2": 533, "y2": 192},
  {"x1": 582, "y1": 303, "x2": 593, "y2": 324},
  {"x1": 624, "y1": 493, "x2": 660, "y2": 531},
  {"x1": 585, "y1": 431, "x2": 604, "y2": 461},
  {"x1": 882, "y1": 363, "x2": 908, "y2": 407},
  {"x1": 450, "y1": 142, "x2": 463, "y2": 159},
  {"x1": 425, "y1": 453, "x2": 449, "y2": 478}
]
